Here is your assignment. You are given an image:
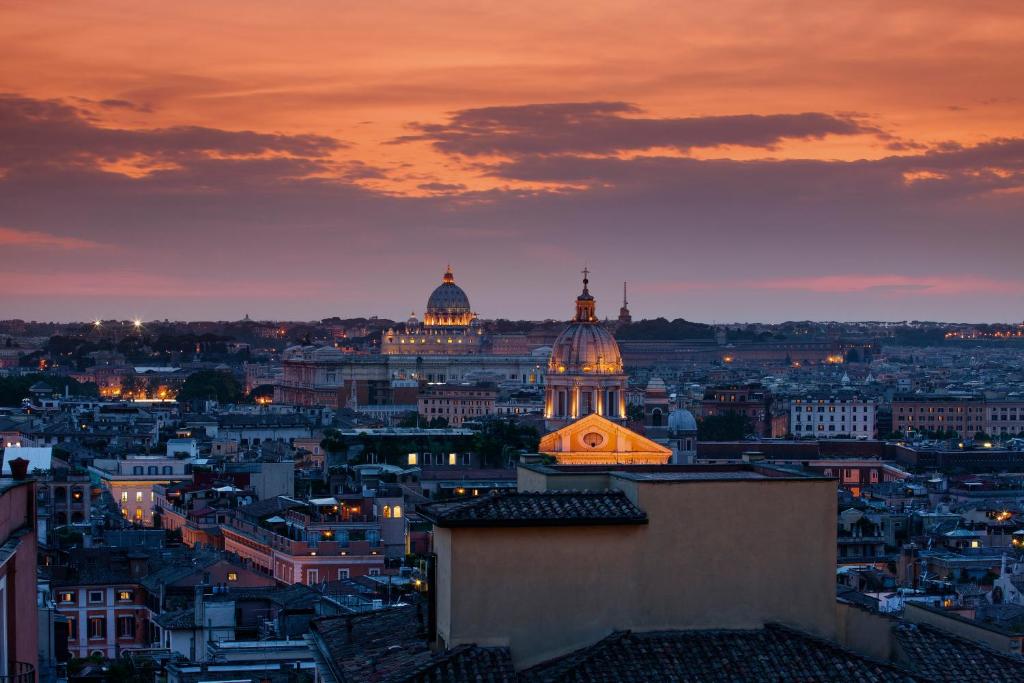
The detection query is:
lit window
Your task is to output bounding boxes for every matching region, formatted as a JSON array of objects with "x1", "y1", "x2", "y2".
[
  {"x1": 227, "y1": 572, "x2": 238, "y2": 581},
  {"x1": 393, "y1": 505, "x2": 402, "y2": 518},
  {"x1": 407, "y1": 453, "x2": 417, "y2": 465},
  {"x1": 135, "y1": 508, "x2": 143, "y2": 521},
  {"x1": 59, "y1": 591, "x2": 75, "y2": 603},
  {"x1": 120, "y1": 492, "x2": 128, "y2": 503},
  {"x1": 118, "y1": 590, "x2": 133, "y2": 602},
  {"x1": 448, "y1": 453, "x2": 456, "y2": 465},
  {"x1": 382, "y1": 505, "x2": 392, "y2": 518},
  {"x1": 135, "y1": 491, "x2": 143, "y2": 503}
]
